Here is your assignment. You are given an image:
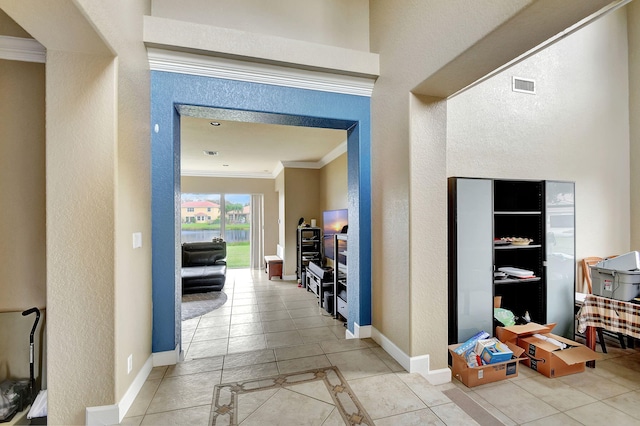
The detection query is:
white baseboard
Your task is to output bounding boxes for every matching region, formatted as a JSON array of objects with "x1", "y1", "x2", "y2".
[
  {"x1": 86, "y1": 355, "x2": 154, "y2": 425},
  {"x1": 347, "y1": 322, "x2": 372, "y2": 339},
  {"x1": 86, "y1": 404, "x2": 119, "y2": 426},
  {"x1": 118, "y1": 356, "x2": 153, "y2": 421},
  {"x1": 283, "y1": 274, "x2": 297, "y2": 281},
  {"x1": 152, "y1": 345, "x2": 180, "y2": 366},
  {"x1": 371, "y1": 327, "x2": 451, "y2": 385},
  {"x1": 426, "y1": 367, "x2": 452, "y2": 385}
]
